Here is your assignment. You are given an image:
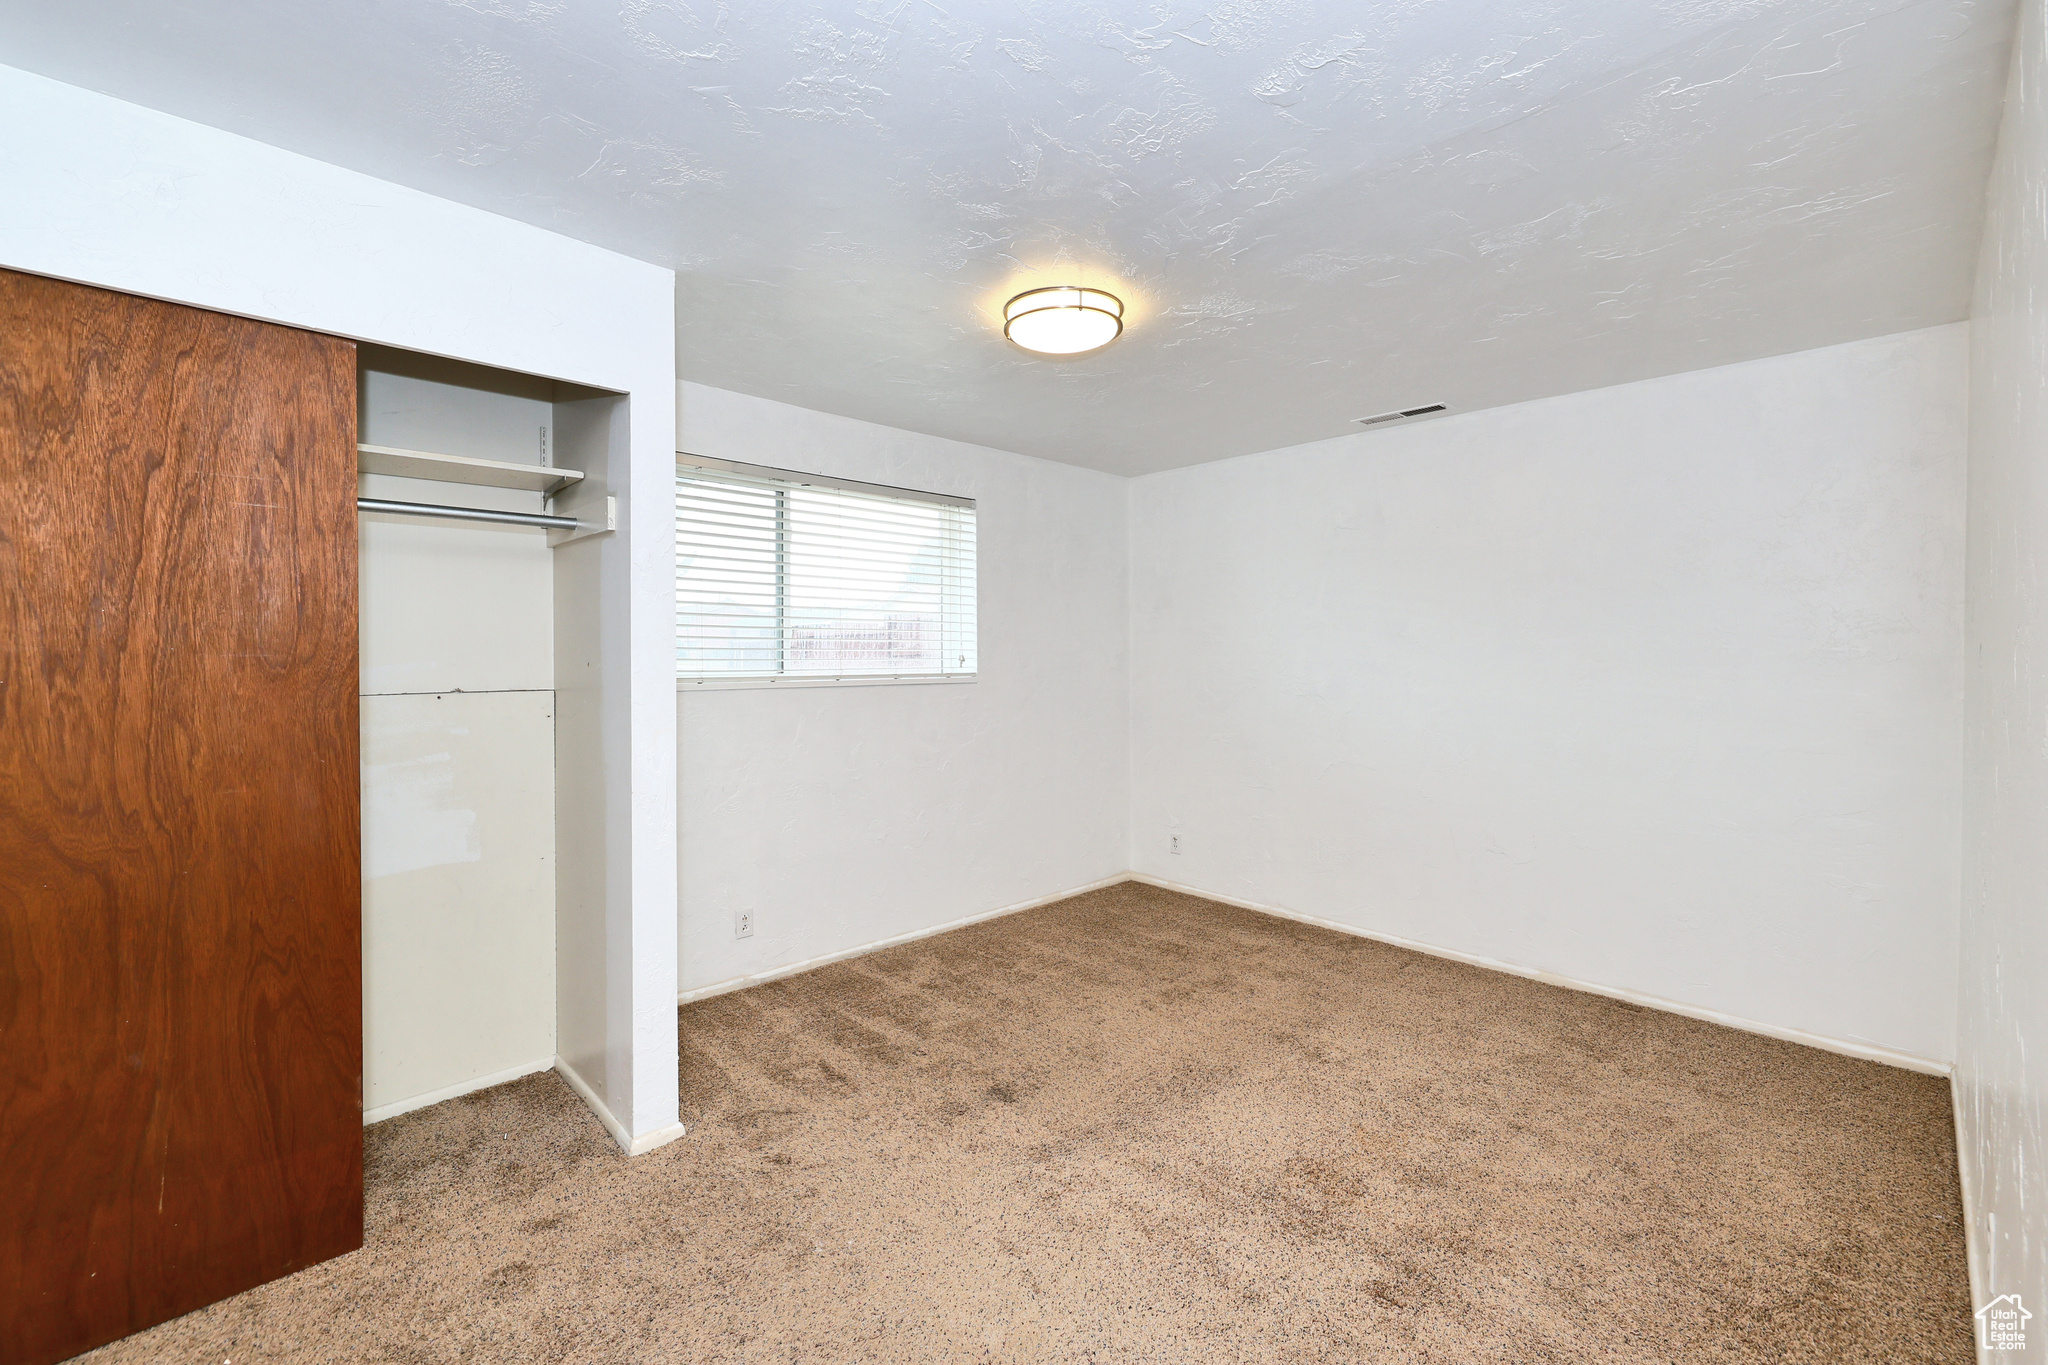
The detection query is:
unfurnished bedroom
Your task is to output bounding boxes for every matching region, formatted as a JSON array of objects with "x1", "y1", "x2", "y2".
[{"x1": 1, "y1": 1, "x2": 2043, "y2": 1361}]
